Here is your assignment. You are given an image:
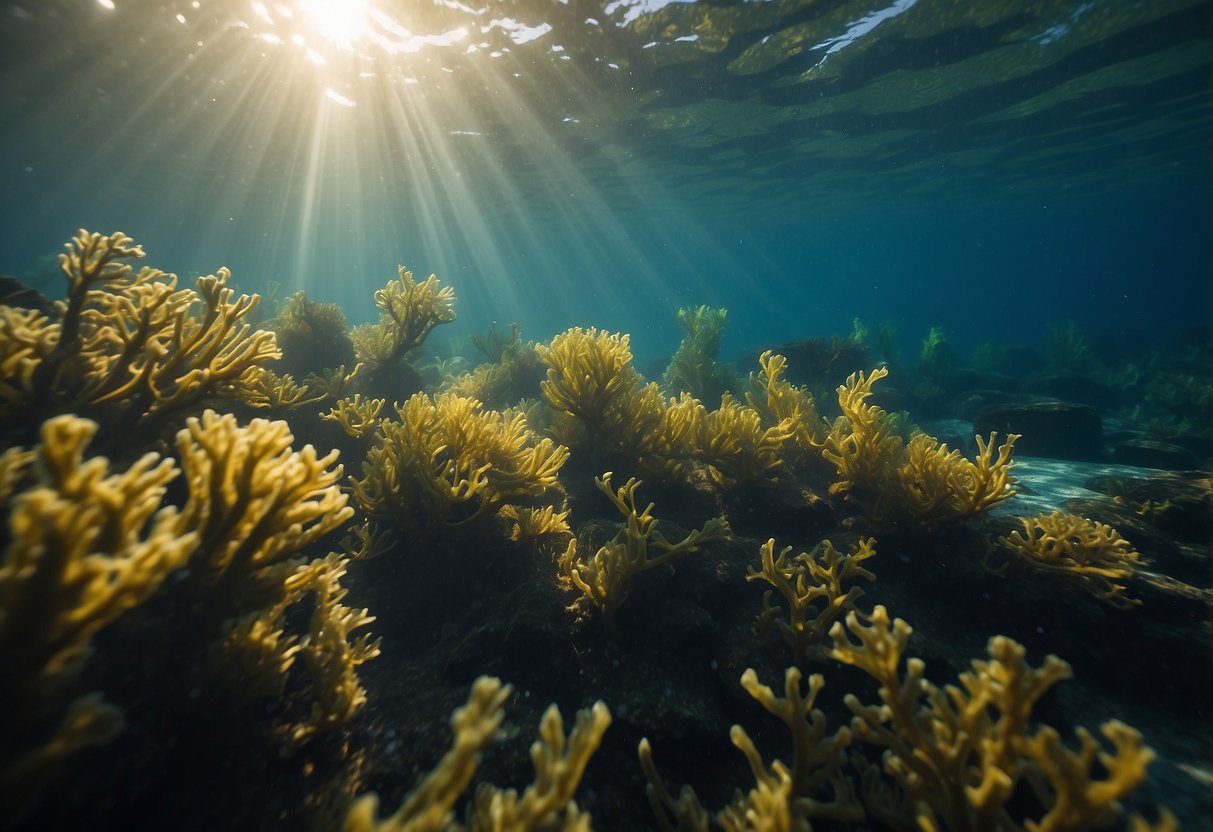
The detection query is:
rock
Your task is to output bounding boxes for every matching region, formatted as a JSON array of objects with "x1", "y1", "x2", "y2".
[
  {"x1": 0, "y1": 274, "x2": 55, "y2": 316},
  {"x1": 738, "y1": 337, "x2": 869, "y2": 389},
  {"x1": 1099, "y1": 471, "x2": 1213, "y2": 546},
  {"x1": 974, "y1": 401, "x2": 1103, "y2": 461},
  {"x1": 1062, "y1": 494, "x2": 1211, "y2": 588},
  {"x1": 953, "y1": 390, "x2": 1032, "y2": 424},
  {"x1": 1025, "y1": 372, "x2": 1119, "y2": 408},
  {"x1": 1114, "y1": 439, "x2": 1202, "y2": 470}
]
